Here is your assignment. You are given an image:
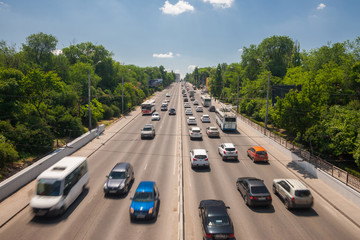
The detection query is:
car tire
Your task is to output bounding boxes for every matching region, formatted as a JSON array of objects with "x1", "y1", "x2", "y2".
[
  {"x1": 244, "y1": 195, "x2": 248, "y2": 205},
  {"x1": 272, "y1": 185, "x2": 277, "y2": 194},
  {"x1": 285, "y1": 199, "x2": 291, "y2": 209}
]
